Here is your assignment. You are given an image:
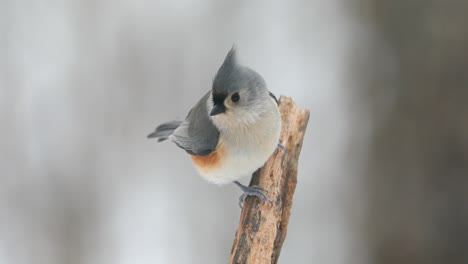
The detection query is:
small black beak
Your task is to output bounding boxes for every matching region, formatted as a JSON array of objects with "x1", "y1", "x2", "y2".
[{"x1": 210, "y1": 104, "x2": 226, "y2": 116}]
